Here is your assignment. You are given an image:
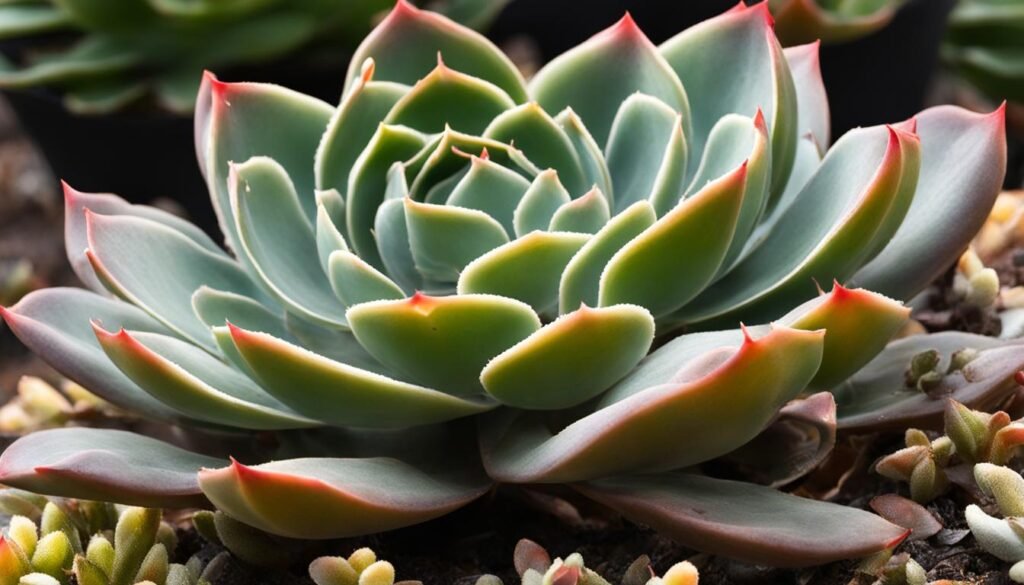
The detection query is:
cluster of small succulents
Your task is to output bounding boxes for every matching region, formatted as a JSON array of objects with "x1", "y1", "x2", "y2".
[
  {"x1": 0, "y1": 489, "x2": 216, "y2": 585},
  {"x1": 769, "y1": 0, "x2": 907, "y2": 45},
  {"x1": 944, "y1": 0, "x2": 1024, "y2": 104},
  {"x1": 0, "y1": 0, "x2": 502, "y2": 114},
  {"x1": 0, "y1": 376, "x2": 113, "y2": 434},
  {"x1": 966, "y1": 463, "x2": 1024, "y2": 583},
  {"x1": 0, "y1": 0, "x2": 1011, "y2": 572}
]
